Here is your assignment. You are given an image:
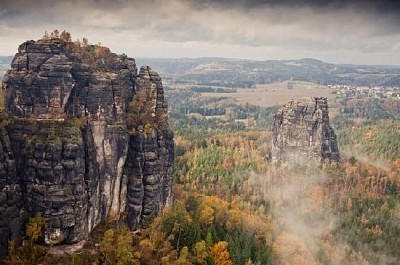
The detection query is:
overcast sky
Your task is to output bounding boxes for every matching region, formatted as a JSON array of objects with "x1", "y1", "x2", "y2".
[{"x1": 0, "y1": 0, "x2": 399, "y2": 65}]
